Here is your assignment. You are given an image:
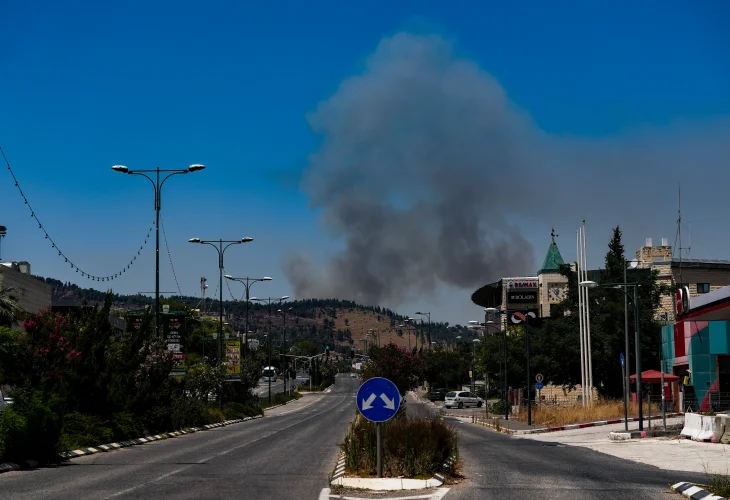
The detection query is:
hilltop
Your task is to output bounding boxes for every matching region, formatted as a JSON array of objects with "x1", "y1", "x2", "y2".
[{"x1": 37, "y1": 277, "x2": 471, "y2": 353}]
